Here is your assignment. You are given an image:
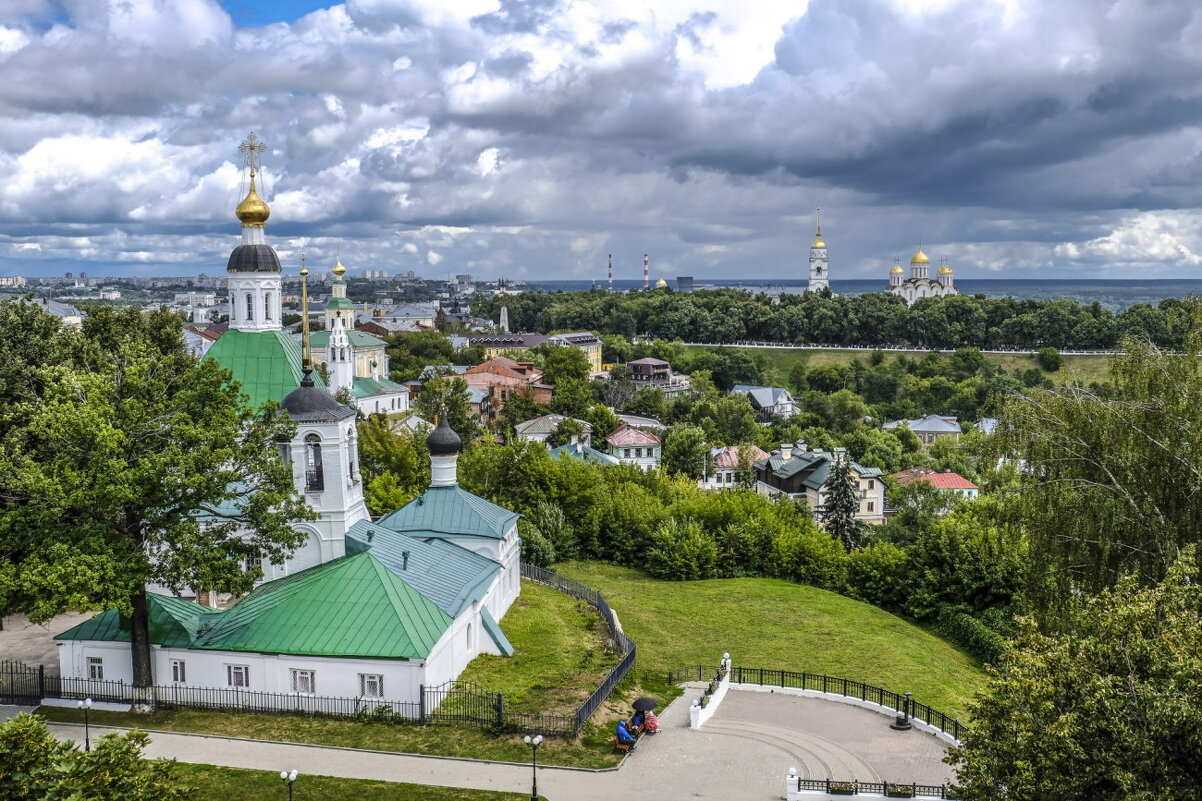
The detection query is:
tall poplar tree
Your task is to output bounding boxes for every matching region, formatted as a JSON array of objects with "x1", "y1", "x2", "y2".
[{"x1": 0, "y1": 306, "x2": 310, "y2": 706}]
